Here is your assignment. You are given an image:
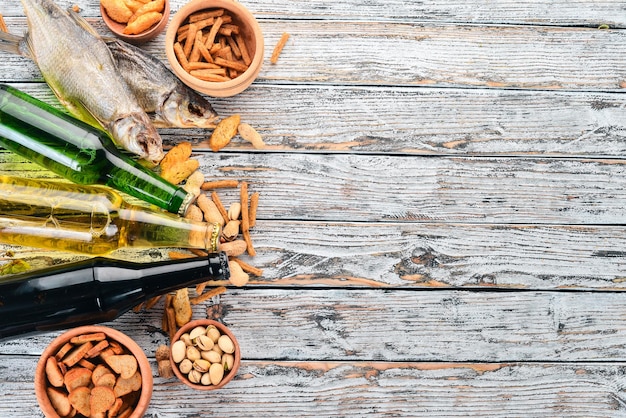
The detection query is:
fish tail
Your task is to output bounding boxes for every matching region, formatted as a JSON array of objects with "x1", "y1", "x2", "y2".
[{"x1": 0, "y1": 30, "x2": 26, "y2": 56}]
